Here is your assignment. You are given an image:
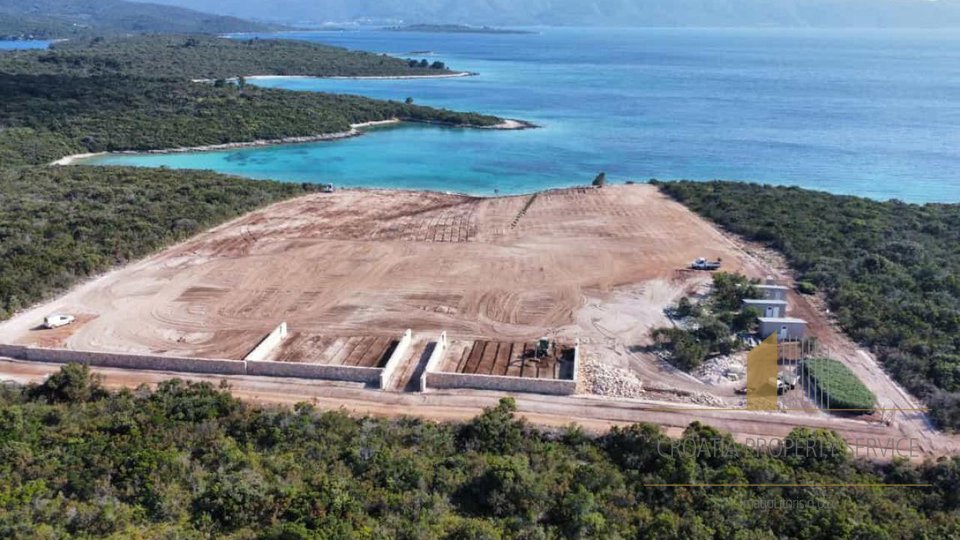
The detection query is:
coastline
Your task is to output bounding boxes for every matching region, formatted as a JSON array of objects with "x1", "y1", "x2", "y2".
[
  {"x1": 191, "y1": 71, "x2": 476, "y2": 83},
  {"x1": 50, "y1": 117, "x2": 532, "y2": 166}
]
